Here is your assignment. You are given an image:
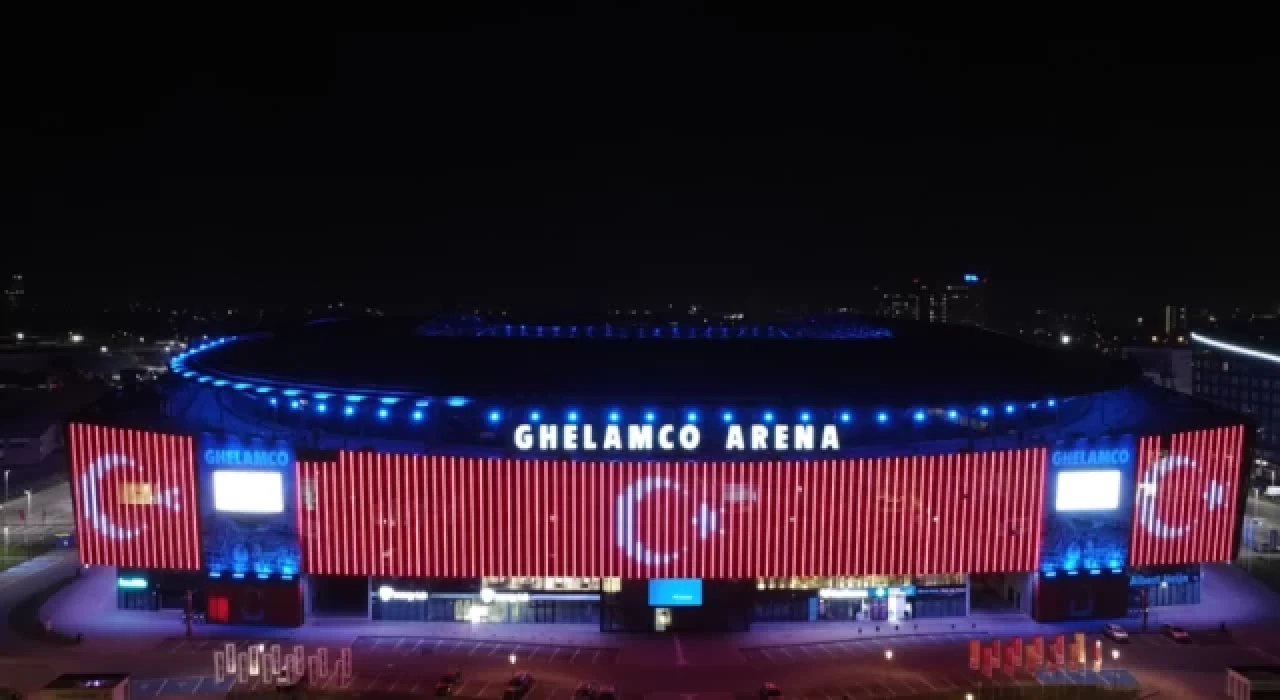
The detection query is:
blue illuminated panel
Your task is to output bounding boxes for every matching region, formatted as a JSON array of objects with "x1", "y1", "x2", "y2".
[
  {"x1": 648, "y1": 578, "x2": 703, "y2": 607},
  {"x1": 197, "y1": 434, "x2": 300, "y2": 579},
  {"x1": 1040, "y1": 436, "x2": 1136, "y2": 575}
]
